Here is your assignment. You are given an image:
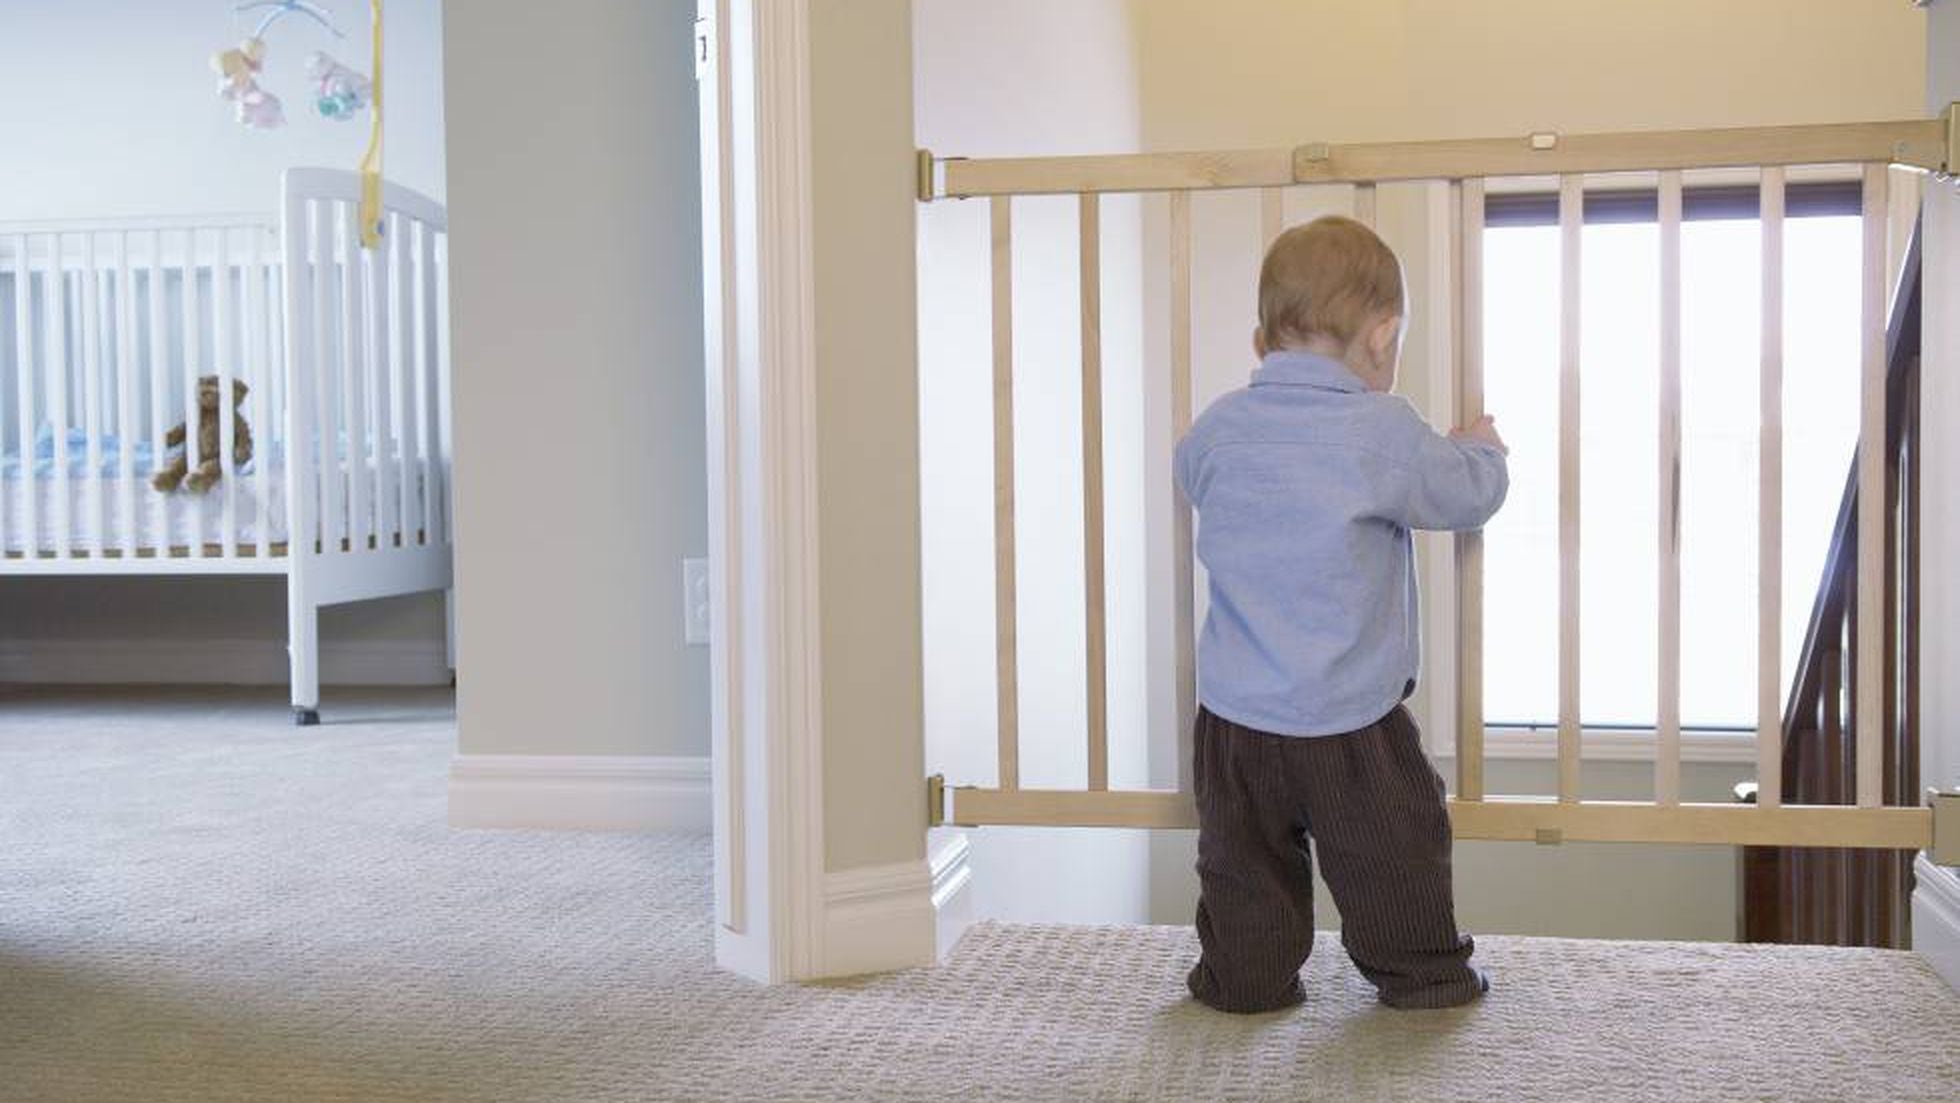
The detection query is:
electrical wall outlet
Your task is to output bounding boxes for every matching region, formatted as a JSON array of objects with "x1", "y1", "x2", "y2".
[{"x1": 683, "y1": 558, "x2": 710, "y2": 646}]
